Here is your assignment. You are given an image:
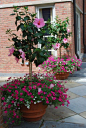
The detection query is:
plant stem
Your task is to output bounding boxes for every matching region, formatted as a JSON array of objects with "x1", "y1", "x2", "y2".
[{"x1": 59, "y1": 47, "x2": 61, "y2": 58}]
